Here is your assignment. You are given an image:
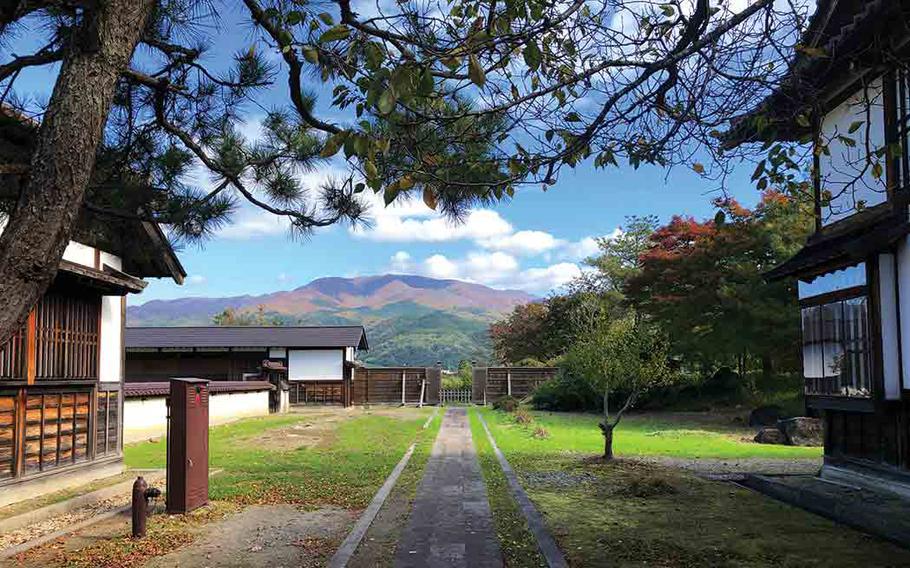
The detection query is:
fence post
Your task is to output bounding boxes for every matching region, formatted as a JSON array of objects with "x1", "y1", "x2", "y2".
[
  {"x1": 425, "y1": 364, "x2": 442, "y2": 405},
  {"x1": 418, "y1": 379, "x2": 426, "y2": 408},
  {"x1": 401, "y1": 370, "x2": 406, "y2": 406},
  {"x1": 472, "y1": 366, "x2": 487, "y2": 405},
  {"x1": 507, "y1": 369, "x2": 512, "y2": 397}
]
